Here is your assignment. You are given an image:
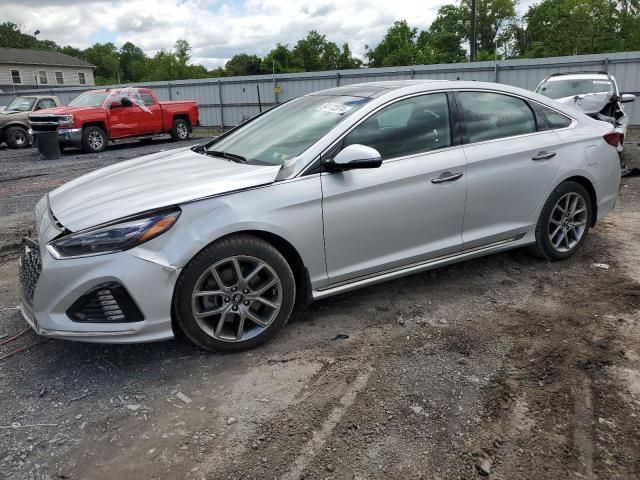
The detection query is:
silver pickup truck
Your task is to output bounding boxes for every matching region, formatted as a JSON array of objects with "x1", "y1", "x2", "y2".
[{"x1": 0, "y1": 95, "x2": 62, "y2": 148}]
